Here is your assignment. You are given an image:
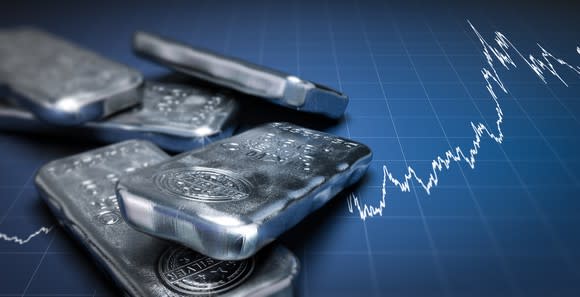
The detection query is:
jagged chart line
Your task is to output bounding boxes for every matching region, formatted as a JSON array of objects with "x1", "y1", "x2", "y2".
[
  {"x1": 0, "y1": 25, "x2": 578, "y2": 244},
  {"x1": 348, "y1": 21, "x2": 580, "y2": 220},
  {"x1": 0, "y1": 226, "x2": 53, "y2": 245}
]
